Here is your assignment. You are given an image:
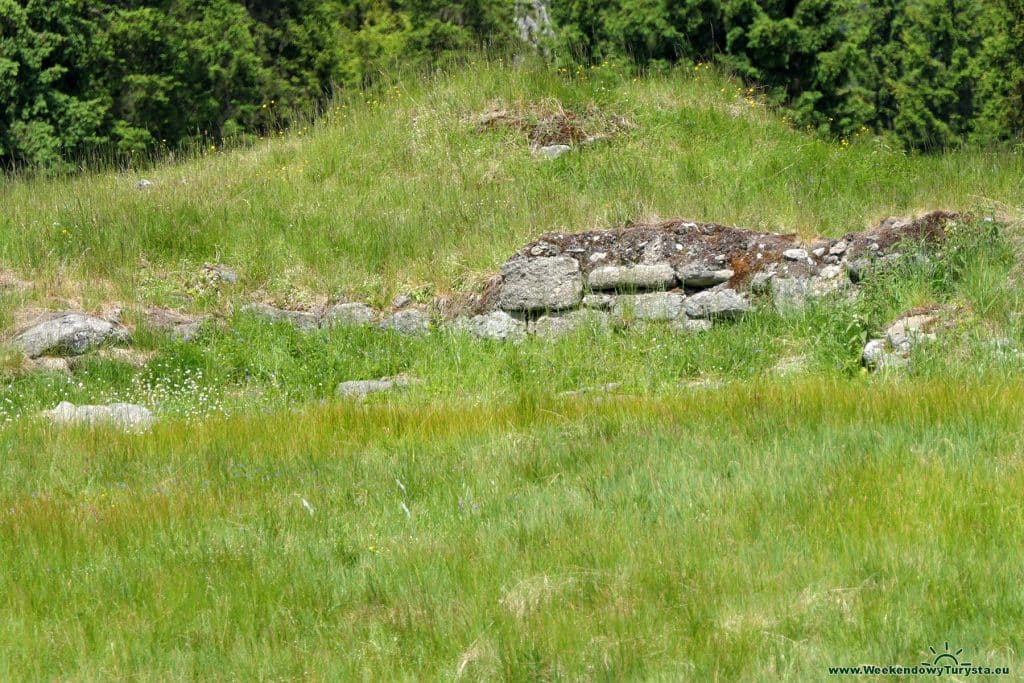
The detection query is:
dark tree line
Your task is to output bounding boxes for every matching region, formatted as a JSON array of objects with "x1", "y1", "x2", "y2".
[{"x1": 2, "y1": 0, "x2": 1023, "y2": 170}]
